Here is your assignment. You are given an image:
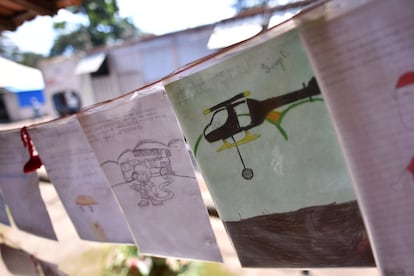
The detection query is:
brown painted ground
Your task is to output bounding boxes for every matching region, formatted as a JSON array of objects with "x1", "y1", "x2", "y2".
[{"x1": 225, "y1": 201, "x2": 375, "y2": 268}]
